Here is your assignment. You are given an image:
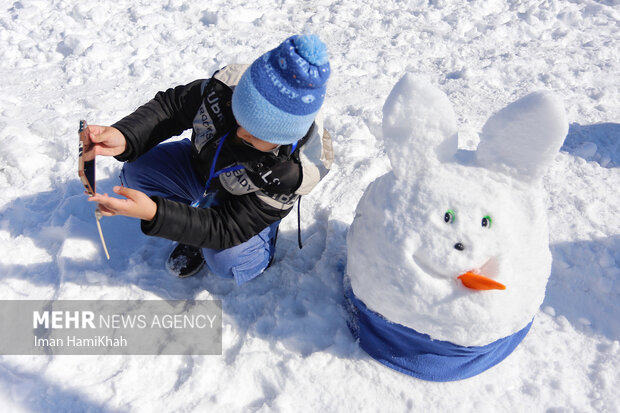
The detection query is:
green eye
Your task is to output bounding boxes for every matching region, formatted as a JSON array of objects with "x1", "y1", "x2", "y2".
[
  {"x1": 482, "y1": 216, "x2": 492, "y2": 228},
  {"x1": 444, "y1": 210, "x2": 455, "y2": 224}
]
